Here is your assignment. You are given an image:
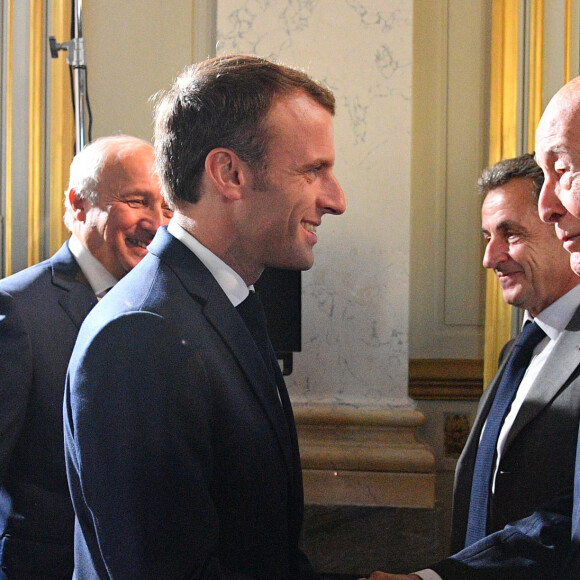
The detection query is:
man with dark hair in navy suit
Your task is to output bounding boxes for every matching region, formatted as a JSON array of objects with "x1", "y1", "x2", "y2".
[
  {"x1": 0, "y1": 135, "x2": 171, "y2": 578},
  {"x1": 64, "y1": 54, "x2": 346, "y2": 579}
]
